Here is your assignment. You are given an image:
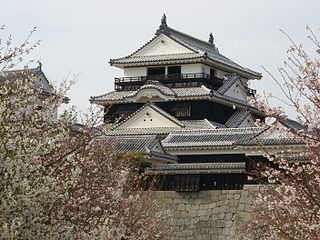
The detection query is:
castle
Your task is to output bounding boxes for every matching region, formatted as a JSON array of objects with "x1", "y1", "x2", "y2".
[{"x1": 90, "y1": 15, "x2": 303, "y2": 239}]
